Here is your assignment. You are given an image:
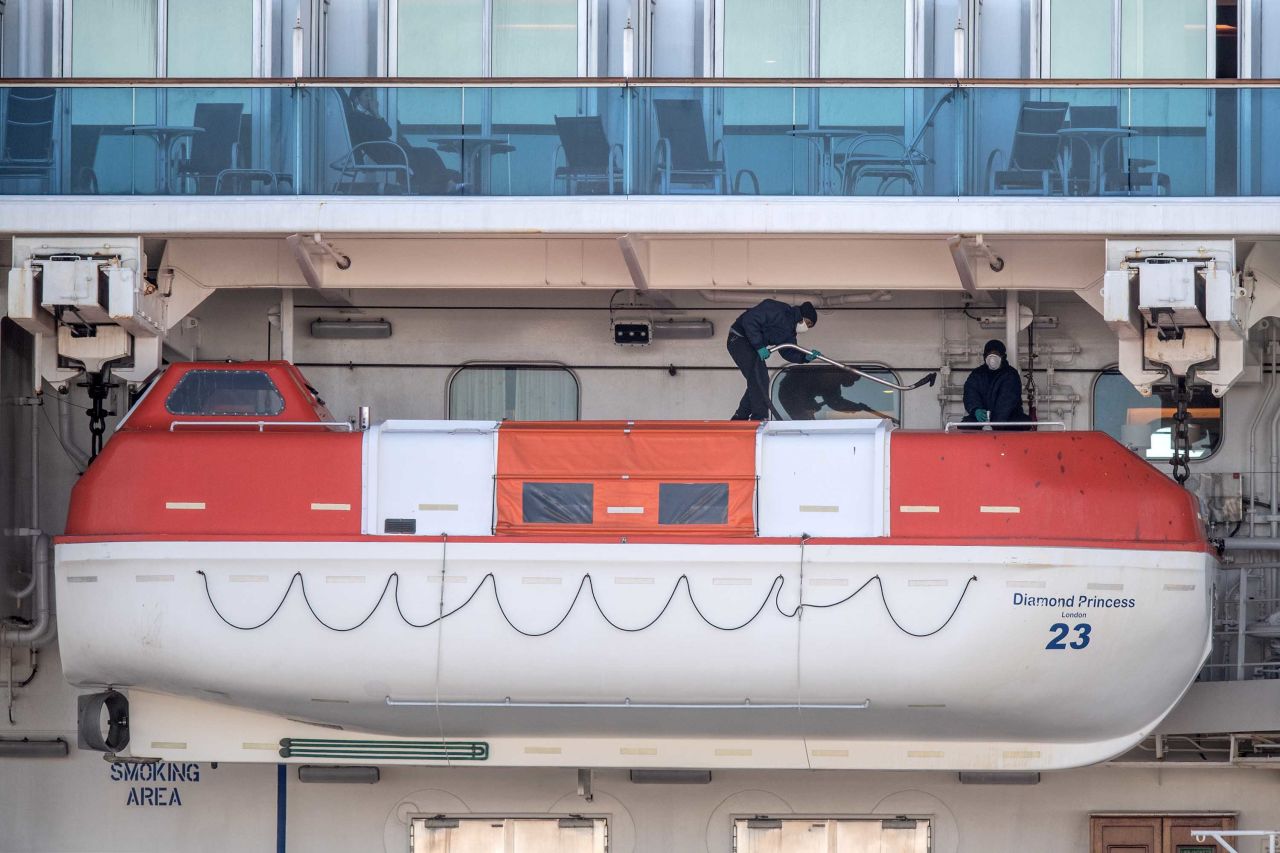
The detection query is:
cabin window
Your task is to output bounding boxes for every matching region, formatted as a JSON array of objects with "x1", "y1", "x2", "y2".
[
  {"x1": 410, "y1": 816, "x2": 607, "y2": 853},
  {"x1": 522, "y1": 482, "x2": 593, "y2": 524},
  {"x1": 659, "y1": 483, "x2": 729, "y2": 525},
  {"x1": 1092, "y1": 370, "x2": 1223, "y2": 461},
  {"x1": 771, "y1": 364, "x2": 903, "y2": 424},
  {"x1": 732, "y1": 817, "x2": 930, "y2": 852},
  {"x1": 165, "y1": 370, "x2": 286, "y2": 417},
  {"x1": 449, "y1": 365, "x2": 580, "y2": 421}
]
